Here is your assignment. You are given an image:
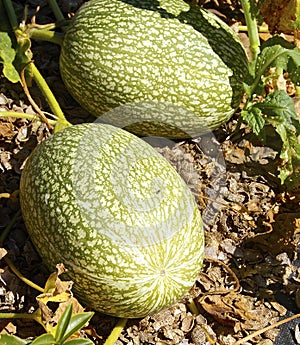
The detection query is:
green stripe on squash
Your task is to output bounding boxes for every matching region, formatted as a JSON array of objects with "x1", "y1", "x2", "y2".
[
  {"x1": 59, "y1": 0, "x2": 249, "y2": 138},
  {"x1": 20, "y1": 123, "x2": 204, "y2": 318}
]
